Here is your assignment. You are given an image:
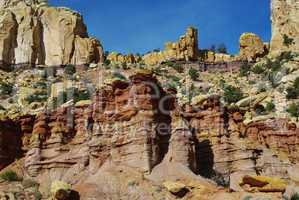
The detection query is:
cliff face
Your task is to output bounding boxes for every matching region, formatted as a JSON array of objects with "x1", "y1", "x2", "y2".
[
  {"x1": 0, "y1": 0, "x2": 104, "y2": 68},
  {"x1": 0, "y1": 1, "x2": 299, "y2": 199},
  {"x1": 0, "y1": 72, "x2": 296, "y2": 197},
  {"x1": 270, "y1": 0, "x2": 299, "y2": 55}
]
